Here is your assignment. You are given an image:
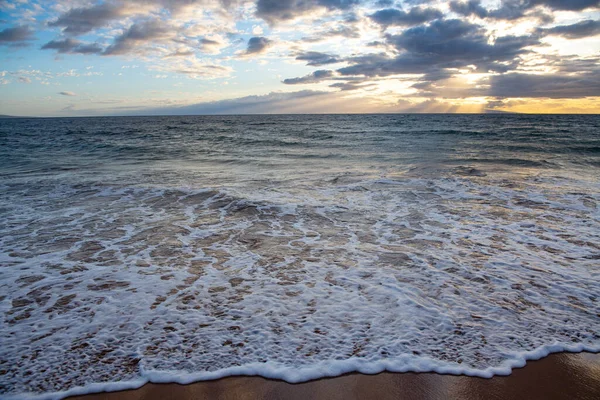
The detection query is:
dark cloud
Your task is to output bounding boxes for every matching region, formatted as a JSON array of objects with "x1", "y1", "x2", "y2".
[
  {"x1": 488, "y1": 73, "x2": 600, "y2": 98},
  {"x1": 532, "y1": 0, "x2": 599, "y2": 11},
  {"x1": 410, "y1": 70, "x2": 456, "y2": 94},
  {"x1": 370, "y1": 7, "x2": 443, "y2": 27},
  {"x1": 538, "y1": 20, "x2": 600, "y2": 39},
  {"x1": 46, "y1": 0, "x2": 245, "y2": 37},
  {"x1": 200, "y1": 38, "x2": 220, "y2": 45},
  {"x1": 77, "y1": 43, "x2": 105, "y2": 54},
  {"x1": 450, "y1": 0, "x2": 598, "y2": 21},
  {"x1": 0, "y1": 25, "x2": 35, "y2": 45},
  {"x1": 59, "y1": 91, "x2": 77, "y2": 96},
  {"x1": 415, "y1": 61, "x2": 600, "y2": 99},
  {"x1": 283, "y1": 69, "x2": 334, "y2": 84},
  {"x1": 337, "y1": 19, "x2": 538, "y2": 77},
  {"x1": 41, "y1": 38, "x2": 103, "y2": 54},
  {"x1": 421, "y1": 70, "x2": 455, "y2": 82},
  {"x1": 335, "y1": 53, "x2": 395, "y2": 76},
  {"x1": 449, "y1": 0, "x2": 488, "y2": 18},
  {"x1": 366, "y1": 40, "x2": 386, "y2": 47},
  {"x1": 198, "y1": 38, "x2": 224, "y2": 53},
  {"x1": 294, "y1": 51, "x2": 341, "y2": 66},
  {"x1": 142, "y1": 90, "x2": 337, "y2": 115},
  {"x1": 48, "y1": 3, "x2": 123, "y2": 35},
  {"x1": 245, "y1": 36, "x2": 272, "y2": 54},
  {"x1": 329, "y1": 81, "x2": 376, "y2": 90},
  {"x1": 256, "y1": 0, "x2": 361, "y2": 24},
  {"x1": 390, "y1": 18, "x2": 479, "y2": 52},
  {"x1": 103, "y1": 19, "x2": 170, "y2": 55},
  {"x1": 548, "y1": 55, "x2": 600, "y2": 74}
]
